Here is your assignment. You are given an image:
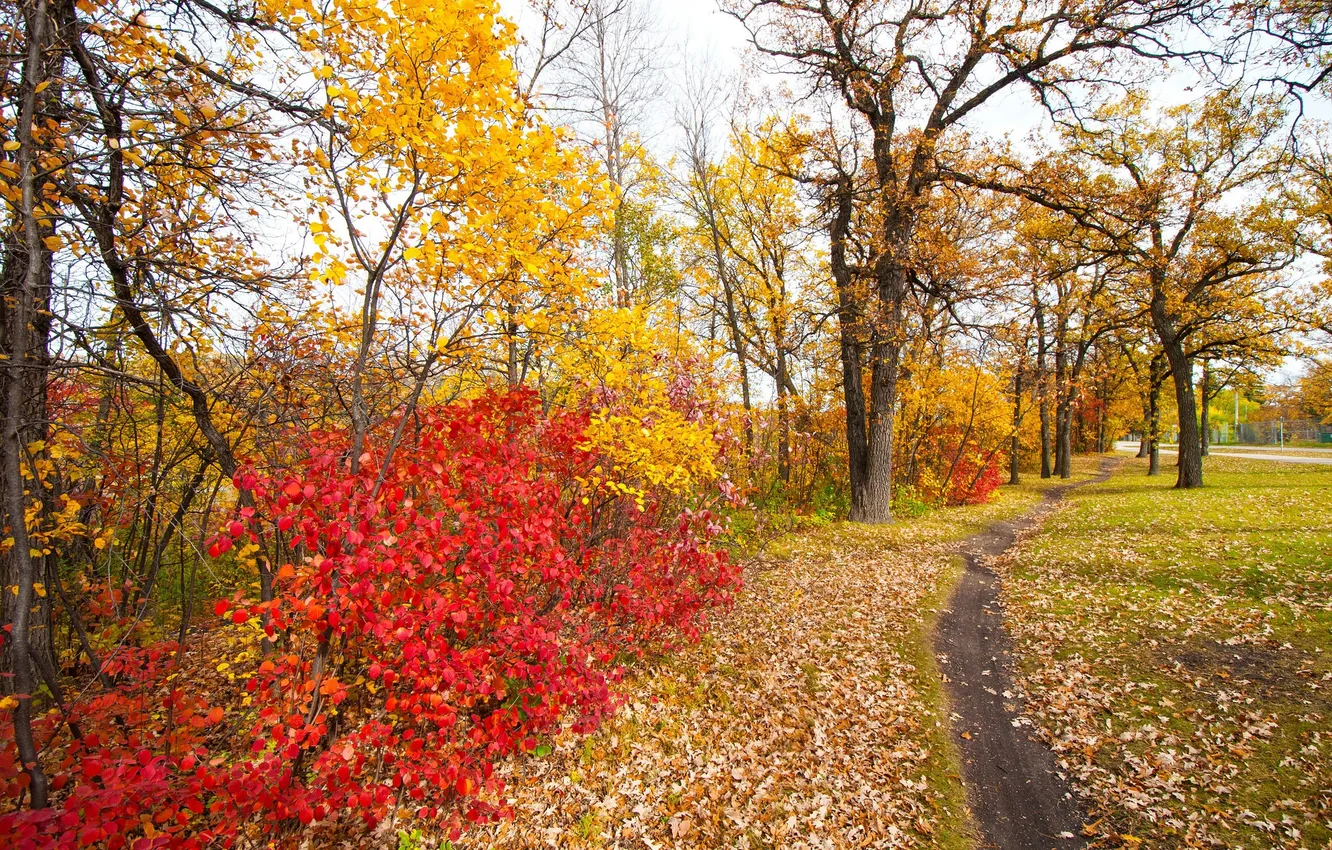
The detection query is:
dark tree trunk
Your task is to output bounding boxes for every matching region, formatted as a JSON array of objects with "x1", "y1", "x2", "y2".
[
  {"x1": 1199, "y1": 359, "x2": 1210, "y2": 457},
  {"x1": 1053, "y1": 328, "x2": 1069, "y2": 478},
  {"x1": 1096, "y1": 376, "x2": 1108, "y2": 453},
  {"x1": 1147, "y1": 356, "x2": 1164, "y2": 476},
  {"x1": 862, "y1": 306, "x2": 902, "y2": 522},
  {"x1": 1039, "y1": 396, "x2": 1053, "y2": 477},
  {"x1": 1057, "y1": 405, "x2": 1074, "y2": 479},
  {"x1": 0, "y1": 239, "x2": 53, "y2": 683},
  {"x1": 1009, "y1": 369, "x2": 1021, "y2": 485},
  {"x1": 861, "y1": 254, "x2": 907, "y2": 522},
  {"x1": 1148, "y1": 411, "x2": 1161, "y2": 475},
  {"x1": 2, "y1": 0, "x2": 58, "y2": 807},
  {"x1": 1151, "y1": 290, "x2": 1203, "y2": 488},
  {"x1": 1053, "y1": 347, "x2": 1072, "y2": 479},
  {"x1": 830, "y1": 178, "x2": 868, "y2": 520},
  {"x1": 775, "y1": 346, "x2": 791, "y2": 485},
  {"x1": 857, "y1": 118, "x2": 920, "y2": 524},
  {"x1": 1035, "y1": 300, "x2": 1052, "y2": 478}
]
